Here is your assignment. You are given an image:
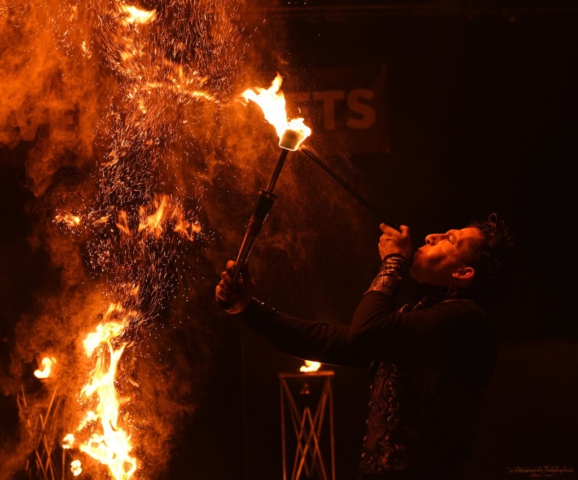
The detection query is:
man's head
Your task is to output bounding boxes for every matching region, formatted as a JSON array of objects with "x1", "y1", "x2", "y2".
[{"x1": 409, "y1": 213, "x2": 514, "y2": 291}]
